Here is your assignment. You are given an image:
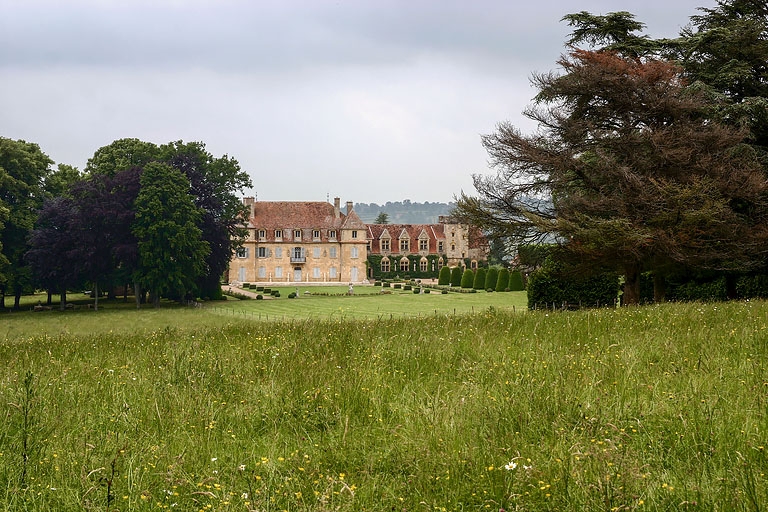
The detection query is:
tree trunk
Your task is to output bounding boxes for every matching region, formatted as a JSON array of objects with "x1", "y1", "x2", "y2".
[
  {"x1": 59, "y1": 287, "x2": 67, "y2": 311},
  {"x1": 94, "y1": 282, "x2": 99, "y2": 311},
  {"x1": 725, "y1": 274, "x2": 738, "y2": 300},
  {"x1": 134, "y1": 280, "x2": 141, "y2": 309},
  {"x1": 13, "y1": 287, "x2": 22, "y2": 310},
  {"x1": 46, "y1": 289, "x2": 53, "y2": 305},
  {"x1": 653, "y1": 273, "x2": 666, "y2": 303},
  {"x1": 623, "y1": 262, "x2": 641, "y2": 306}
]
